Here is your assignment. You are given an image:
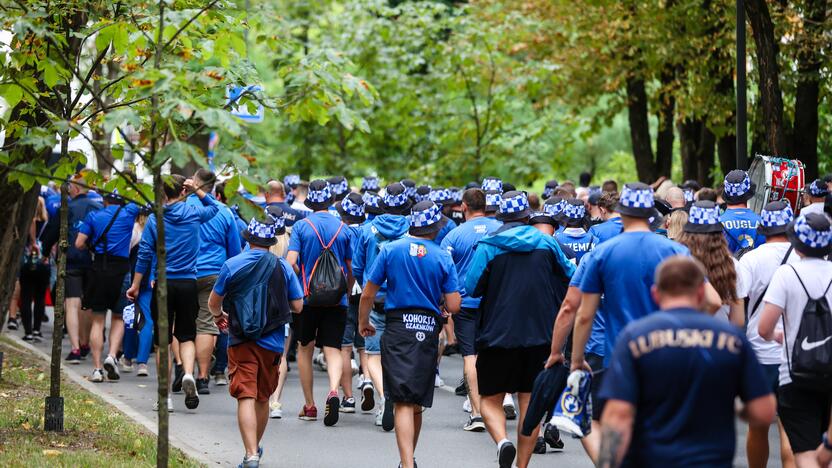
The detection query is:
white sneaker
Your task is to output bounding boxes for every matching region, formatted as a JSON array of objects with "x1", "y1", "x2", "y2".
[
  {"x1": 137, "y1": 364, "x2": 149, "y2": 377},
  {"x1": 103, "y1": 355, "x2": 120, "y2": 381},
  {"x1": 434, "y1": 372, "x2": 444, "y2": 388},
  {"x1": 313, "y1": 353, "x2": 327, "y2": 371},
  {"x1": 153, "y1": 398, "x2": 174, "y2": 412},
  {"x1": 462, "y1": 398, "x2": 472, "y2": 413},
  {"x1": 118, "y1": 356, "x2": 134, "y2": 373},
  {"x1": 270, "y1": 402, "x2": 283, "y2": 419},
  {"x1": 182, "y1": 374, "x2": 200, "y2": 410},
  {"x1": 213, "y1": 373, "x2": 228, "y2": 386},
  {"x1": 356, "y1": 374, "x2": 366, "y2": 390},
  {"x1": 503, "y1": 394, "x2": 517, "y2": 420},
  {"x1": 375, "y1": 406, "x2": 383, "y2": 427},
  {"x1": 350, "y1": 359, "x2": 359, "y2": 376},
  {"x1": 91, "y1": 368, "x2": 104, "y2": 383}
]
